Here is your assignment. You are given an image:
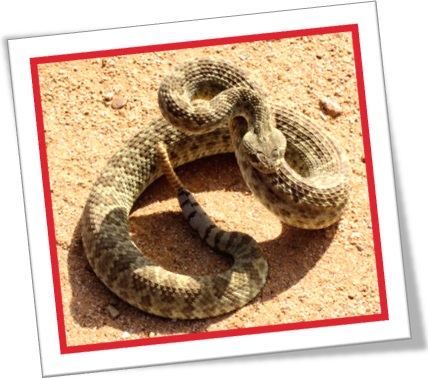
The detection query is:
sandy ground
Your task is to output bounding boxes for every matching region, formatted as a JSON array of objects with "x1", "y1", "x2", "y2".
[{"x1": 37, "y1": 32, "x2": 380, "y2": 347}]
